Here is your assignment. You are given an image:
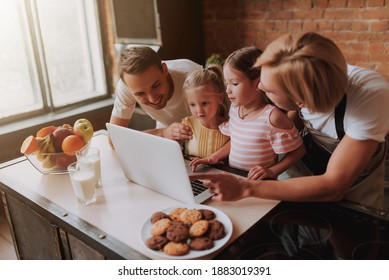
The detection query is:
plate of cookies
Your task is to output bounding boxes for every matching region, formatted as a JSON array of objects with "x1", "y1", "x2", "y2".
[{"x1": 140, "y1": 204, "x2": 233, "y2": 259}]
